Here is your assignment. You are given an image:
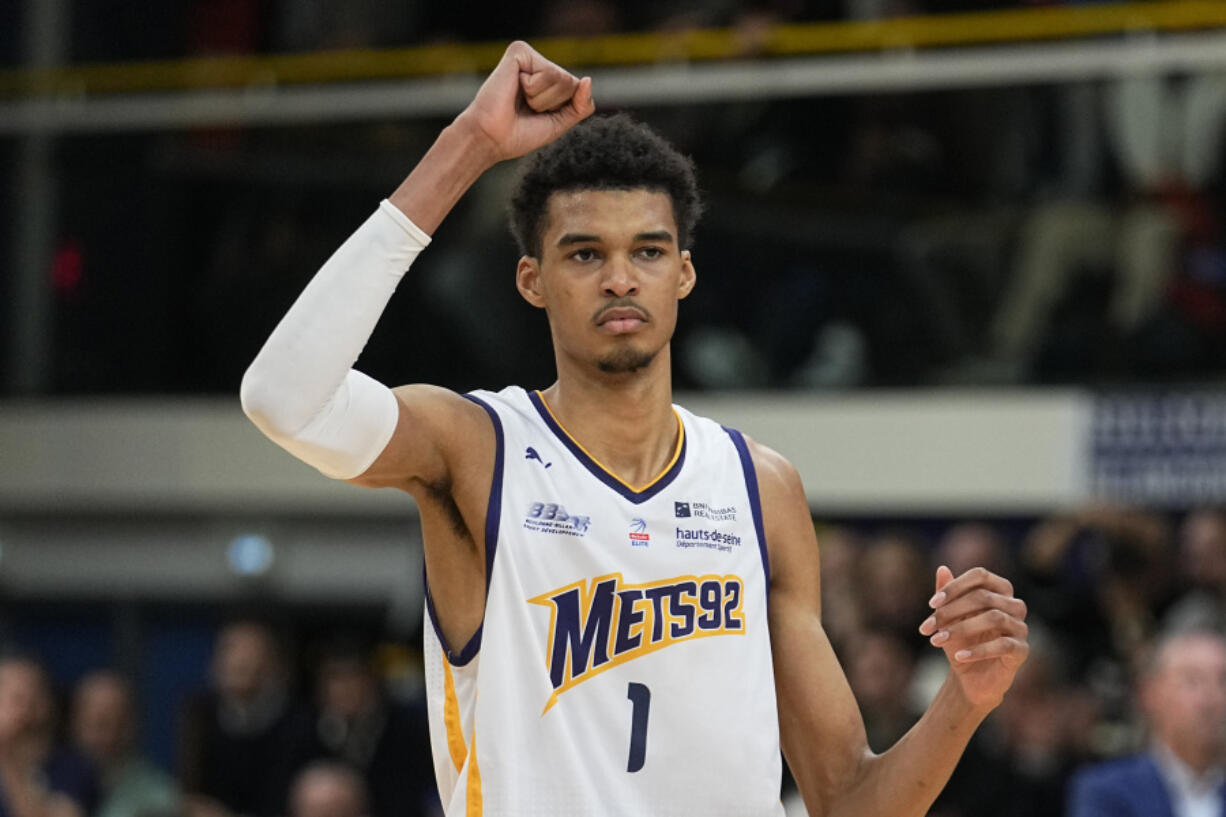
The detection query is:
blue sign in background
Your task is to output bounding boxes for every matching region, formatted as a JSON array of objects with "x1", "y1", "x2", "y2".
[{"x1": 1092, "y1": 392, "x2": 1226, "y2": 505}]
